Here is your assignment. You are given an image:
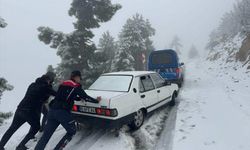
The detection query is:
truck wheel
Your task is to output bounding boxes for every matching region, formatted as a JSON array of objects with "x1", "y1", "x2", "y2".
[
  {"x1": 169, "y1": 94, "x2": 176, "y2": 106},
  {"x1": 129, "y1": 109, "x2": 145, "y2": 130}
]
